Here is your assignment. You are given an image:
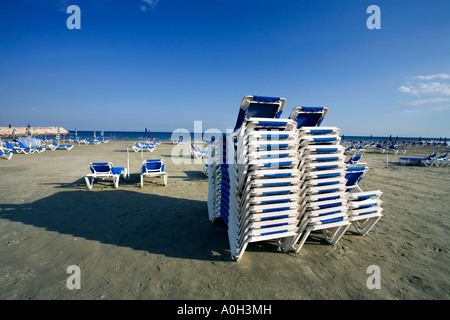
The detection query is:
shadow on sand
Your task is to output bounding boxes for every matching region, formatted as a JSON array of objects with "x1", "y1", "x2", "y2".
[{"x1": 0, "y1": 187, "x2": 231, "y2": 262}]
